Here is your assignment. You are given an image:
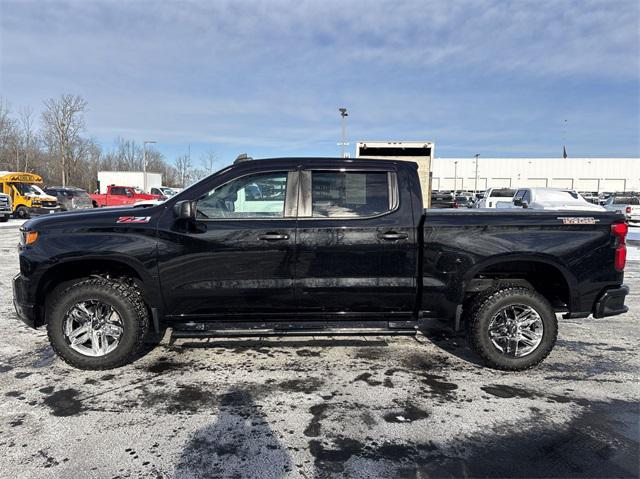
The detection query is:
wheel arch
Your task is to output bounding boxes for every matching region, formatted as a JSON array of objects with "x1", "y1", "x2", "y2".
[
  {"x1": 462, "y1": 254, "x2": 577, "y2": 313},
  {"x1": 36, "y1": 256, "x2": 161, "y2": 325}
]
